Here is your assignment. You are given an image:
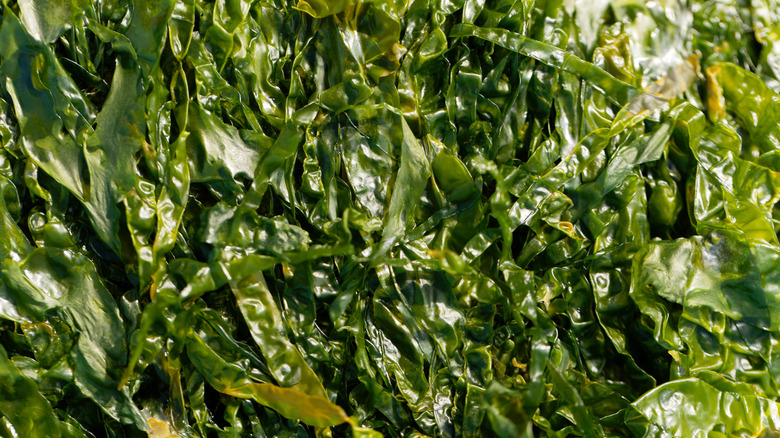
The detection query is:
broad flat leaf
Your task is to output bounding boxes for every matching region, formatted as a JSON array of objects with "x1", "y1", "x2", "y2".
[{"x1": 0, "y1": 0, "x2": 778, "y2": 436}]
